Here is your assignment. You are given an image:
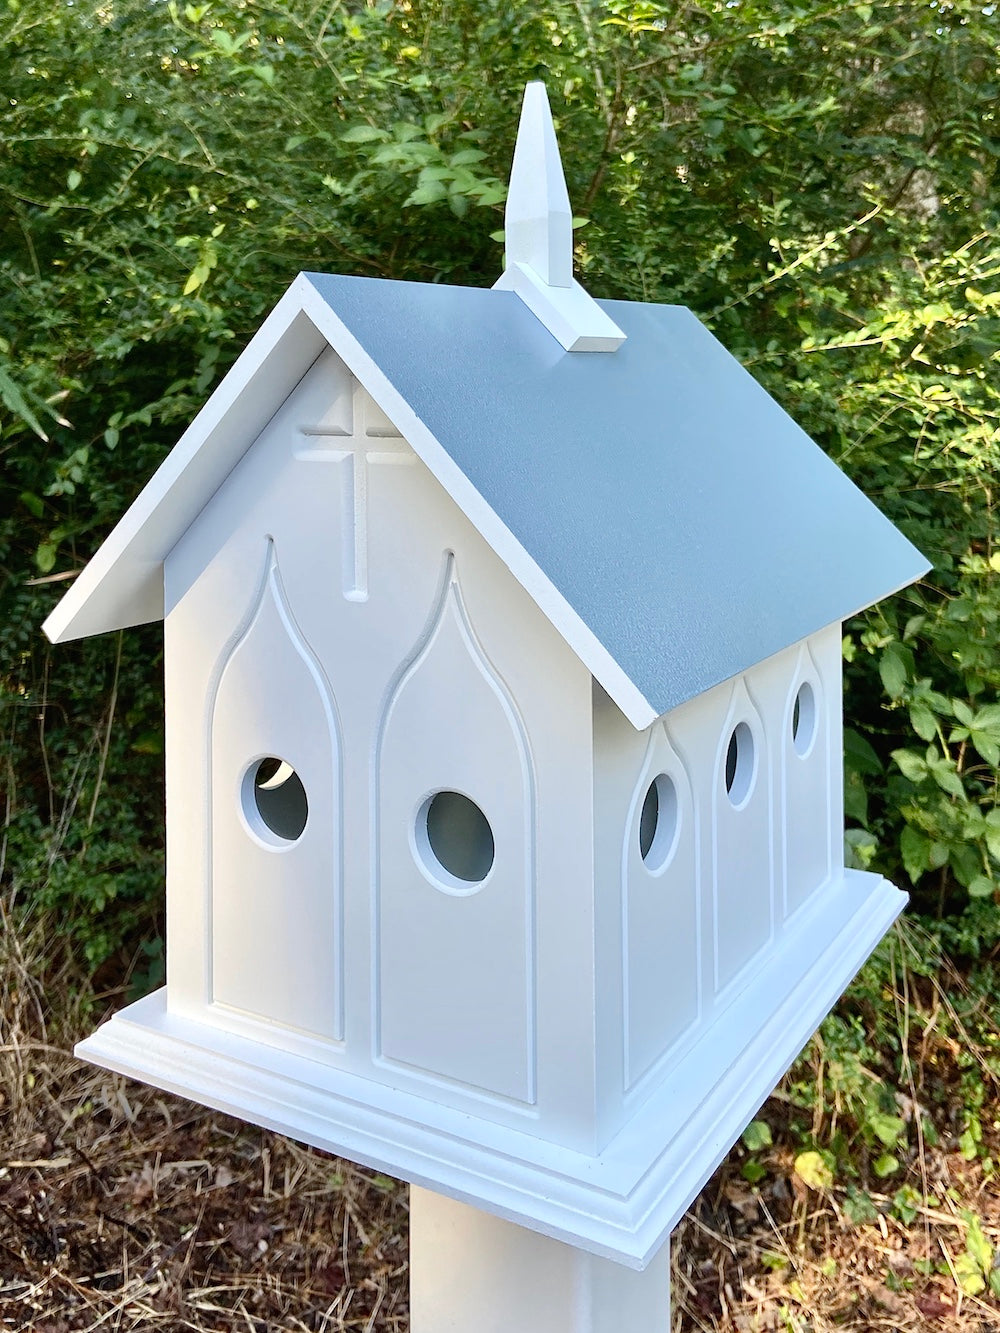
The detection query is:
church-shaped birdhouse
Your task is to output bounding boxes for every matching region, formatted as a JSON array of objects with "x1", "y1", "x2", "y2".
[{"x1": 47, "y1": 85, "x2": 927, "y2": 1270}]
